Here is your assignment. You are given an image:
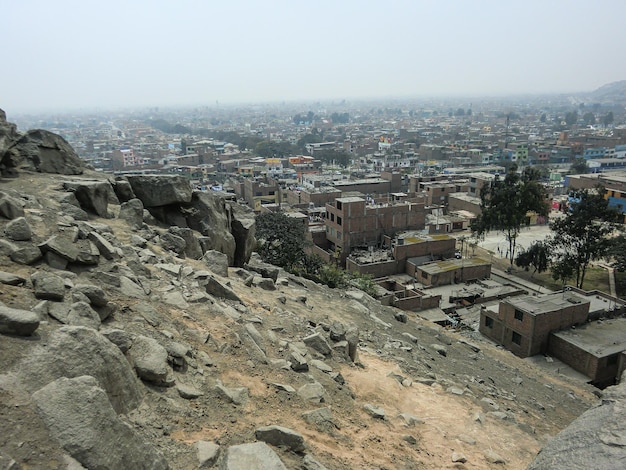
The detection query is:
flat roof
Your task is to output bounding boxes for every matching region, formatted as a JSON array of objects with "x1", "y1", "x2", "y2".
[
  {"x1": 418, "y1": 257, "x2": 490, "y2": 274},
  {"x1": 336, "y1": 196, "x2": 365, "y2": 203},
  {"x1": 504, "y1": 292, "x2": 590, "y2": 315},
  {"x1": 552, "y1": 317, "x2": 626, "y2": 357}
]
